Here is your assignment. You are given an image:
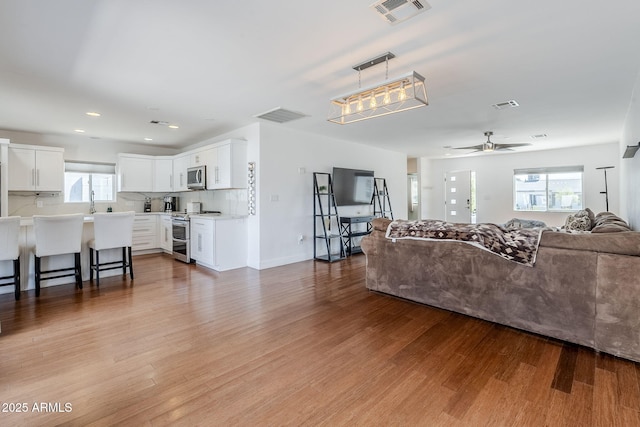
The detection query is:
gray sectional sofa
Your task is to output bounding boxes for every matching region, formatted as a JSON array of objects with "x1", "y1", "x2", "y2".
[{"x1": 361, "y1": 216, "x2": 640, "y2": 362}]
